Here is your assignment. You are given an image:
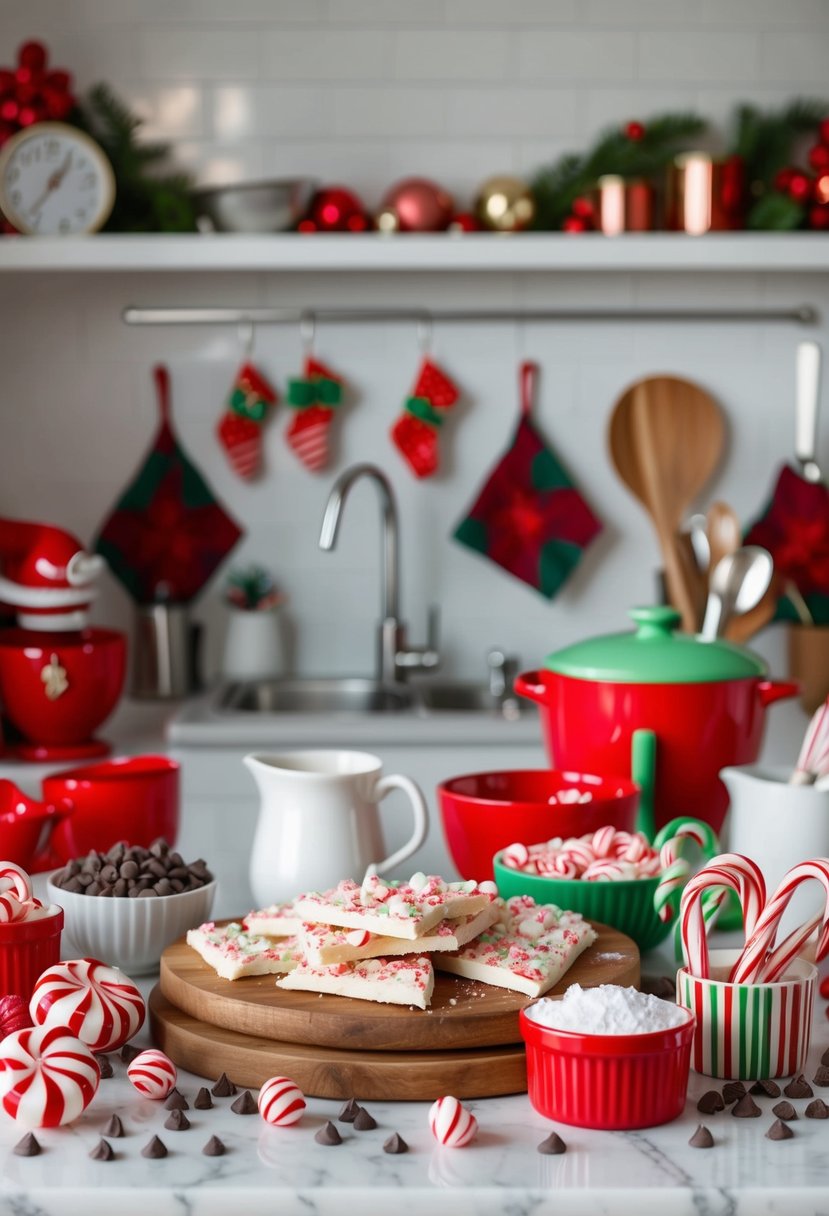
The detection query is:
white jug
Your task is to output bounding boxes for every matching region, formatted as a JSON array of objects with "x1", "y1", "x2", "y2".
[{"x1": 244, "y1": 749, "x2": 429, "y2": 908}]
